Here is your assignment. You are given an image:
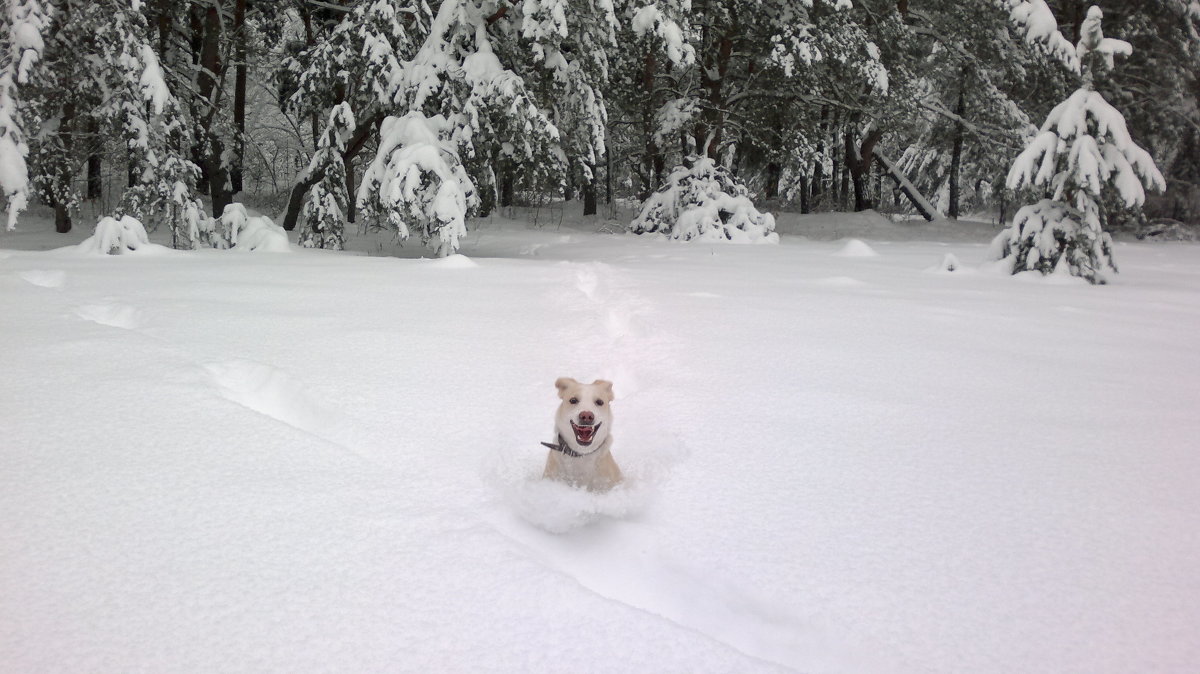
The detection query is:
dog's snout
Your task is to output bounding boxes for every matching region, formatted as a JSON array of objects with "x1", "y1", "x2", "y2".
[{"x1": 578, "y1": 411, "x2": 595, "y2": 425}]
